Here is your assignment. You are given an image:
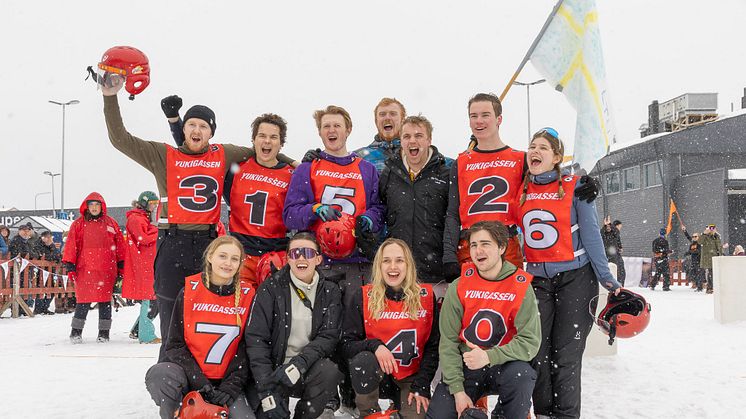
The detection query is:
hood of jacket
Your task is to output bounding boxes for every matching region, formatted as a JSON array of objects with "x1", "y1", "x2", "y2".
[{"x1": 78, "y1": 192, "x2": 108, "y2": 216}]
